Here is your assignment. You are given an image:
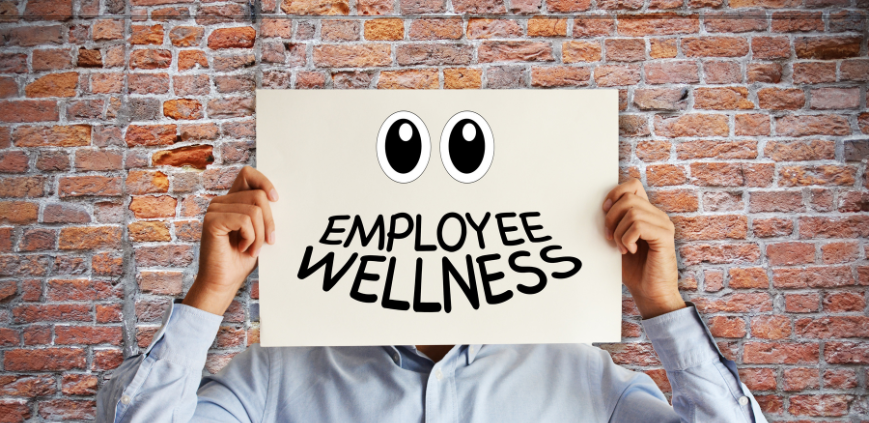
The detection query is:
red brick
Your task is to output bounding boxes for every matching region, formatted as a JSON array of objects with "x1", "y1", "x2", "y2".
[
  {"x1": 691, "y1": 292, "x2": 772, "y2": 313},
  {"x1": 751, "y1": 36, "x2": 791, "y2": 60},
  {"x1": 672, "y1": 215, "x2": 747, "y2": 241},
  {"x1": 680, "y1": 243, "x2": 760, "y2": 266},
  {"x1": 747, "y1": 63, "x2": 782, "y2": 83},
  {"x1": 703, "y1": 61, "x2": 741, "y2": 84},
  {"x1": 0, "y1": 201, "x2": 39, "y2": 225},
  {"x1": 19, "y1": 228, "x2": 54, "y2": 252},
  {"x1": 728, "y1": 268, "x2": 769, "y2": 289},
  {"x1": 738, "y1": 368, "x2": 776, "y2": 392},
  {"x1": 561, "y1": 41, "x2": 601, "y2": 63},
  {"x1": 178, "y1": 50, "x2": 209, "y2": 71},
  {"x1": 126, "y1": 170, "x2": 169, "y2": 195},
  {"x1": 208, "y1": 98, "x2": 255, "y2": 119},
  {"x1": 479, "y1": 41, "x2": 554, "y2": 63},
  {"x1": 594, "y1": 64, "x2": 640, "y2": 87},
  {"x1": 800, "y1": 216, "x2": 869, "y2": 239},
  {"x1": 0, "y1": 375, "x2": 56, "y2": 397},
  {"x1": 773, "y1": 266, "x2": 854, "y2": 289},
  {"x1": 757, "y1": 88, "x2": 805, "y2": 110},
  {"x1": 604, "y1": 39, "x2": 644, "y2": 62},
  {"x1": 93, "y1": 349, "x2": 123, "y2": 370},
  {"x1": 767, "y1": 242, "x2": 815, "y2": 266},
  {"x1": 0, "y1": 100, "x2": 58, "y2": 123},
  {"x1": 702, "y1": 191, "x2": 743, "y2": 212},
  {"x1": 655, "y1": 114, "x2": 728, "y2": 138},
  {"x1": 128, "y1": 221, "x2": 171, "y2": 243},
  {"x1": 810, "y1": 88, "x2": 861, "y2": 110},
  {"x1": 617, "y1": 14, "x2": 699, "y2": 36},
  {"x1": 96, "y1": 303, "x2": 123, "y2": 323},
  {"x1": 38, "y1": 399, "x2": 96, "y2": 421},
  {"x1": 796, "y1": 316, "x2": 869, "y2": 339},
  {"x1": 743, "y1": 342, "x2": 819, "y2": 364},
  {"x1": 125, "y1": 124, "x2": 177, "y2": 147},
  {"x1": 793, "y1": 62, "x2": 837, "y2": 84},
  {"x1": 55, "y1": 326, "x2": 121, "y2": 346},
  {"x1": 765, "y1": 140, "x2": 834, "y2": 162},
  {"x1": 750, "y1": 191, "x2": 804, "y2": 213},
  {"x1": 783, "y1": 367, "x2": 819, "y2": 392},
  {"x1": 824, "y1": 291, "x2": 865, "y2": 312},
  {"x1": 786, "y1": 293, "x2": 820, "y2": 313},
  {"x1": 705, "y1": 13, "x2": 767, "y2": 32},
  {"x1": 163, "y1": 99, "x2": 203, "y2": 121},
  {"x1": 823, "y1": 369, "x2": 857, "y2": 390},
  {"x1": 824, "y1": 341, "x2": 869, "y2": 364},
  {"x1": 734, "y1": 114, "x2": 770, "y2": 136},
  {"x1": 0, "y1": 176, "x2": 45, "y2": 198},
  {"x1": 636, "y1": 141, "x2": 671, "y2": 162},
  {"x1": 377, "y1": 69, "x2": 439, "y2": 89},
  {"x1": 821, "y1": 242, "x2": 859, "y2": 264},
  {"x1": 683, "y1": 37, "x2": 749, "y2": 57},
  {"x1": 46, "y1": 279, "x2": 121, "y2": 301},
  {"x1": 694, "y1": 87, "x2": 753, "y2": 110},
  {"x1": 795, "y1": 36, "x2": 862, "y2": 60},
  {"x1": 32, "y1": 49, "x2": 73, "y2": 71},
  {"x1": 645, "y1": 61, "x2": 699, "y2": 84},
  {"x1": 789, "y1": 394, "x2": 853, "y2": 417},
  {"x1": 776, "y1": 115, "x2": 851, "y2": 137},
  {"x1": 13, "y1": 125, "x2": 90, "y2": 147},
  {"x1": 4, "y1": 348, "x2": 86, "y2": 371},
  {"x1": 646, "y1": 164, "x2": 687, "y2": 186},
  {"x1": 707, "y1": 316, "x2": 746, "y2": 338},
  {"x1": 129, "y1": 195, "x2": 177, "y2": 219},
  {"x1": 58, "y1": 176, "x2": 122, "y2": 197},
  {"x1": 62, "y1": 374, "x2": 98, "y2": 396},
  {"x1": 130, "y1": 49, "x2": 172, "y2": 69},
  {"x1": 751, "y1": 316, "x2": 792, "y2": 340},
  {"x1": 530, "y1": 66, "x2": 590, "y2": 88},
  {"x1": 780, "y1": 165, "x2": 856, "y2": 187},
  {"x1": 58, "y1": 226, "x2": 121, "y2": 250}
]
